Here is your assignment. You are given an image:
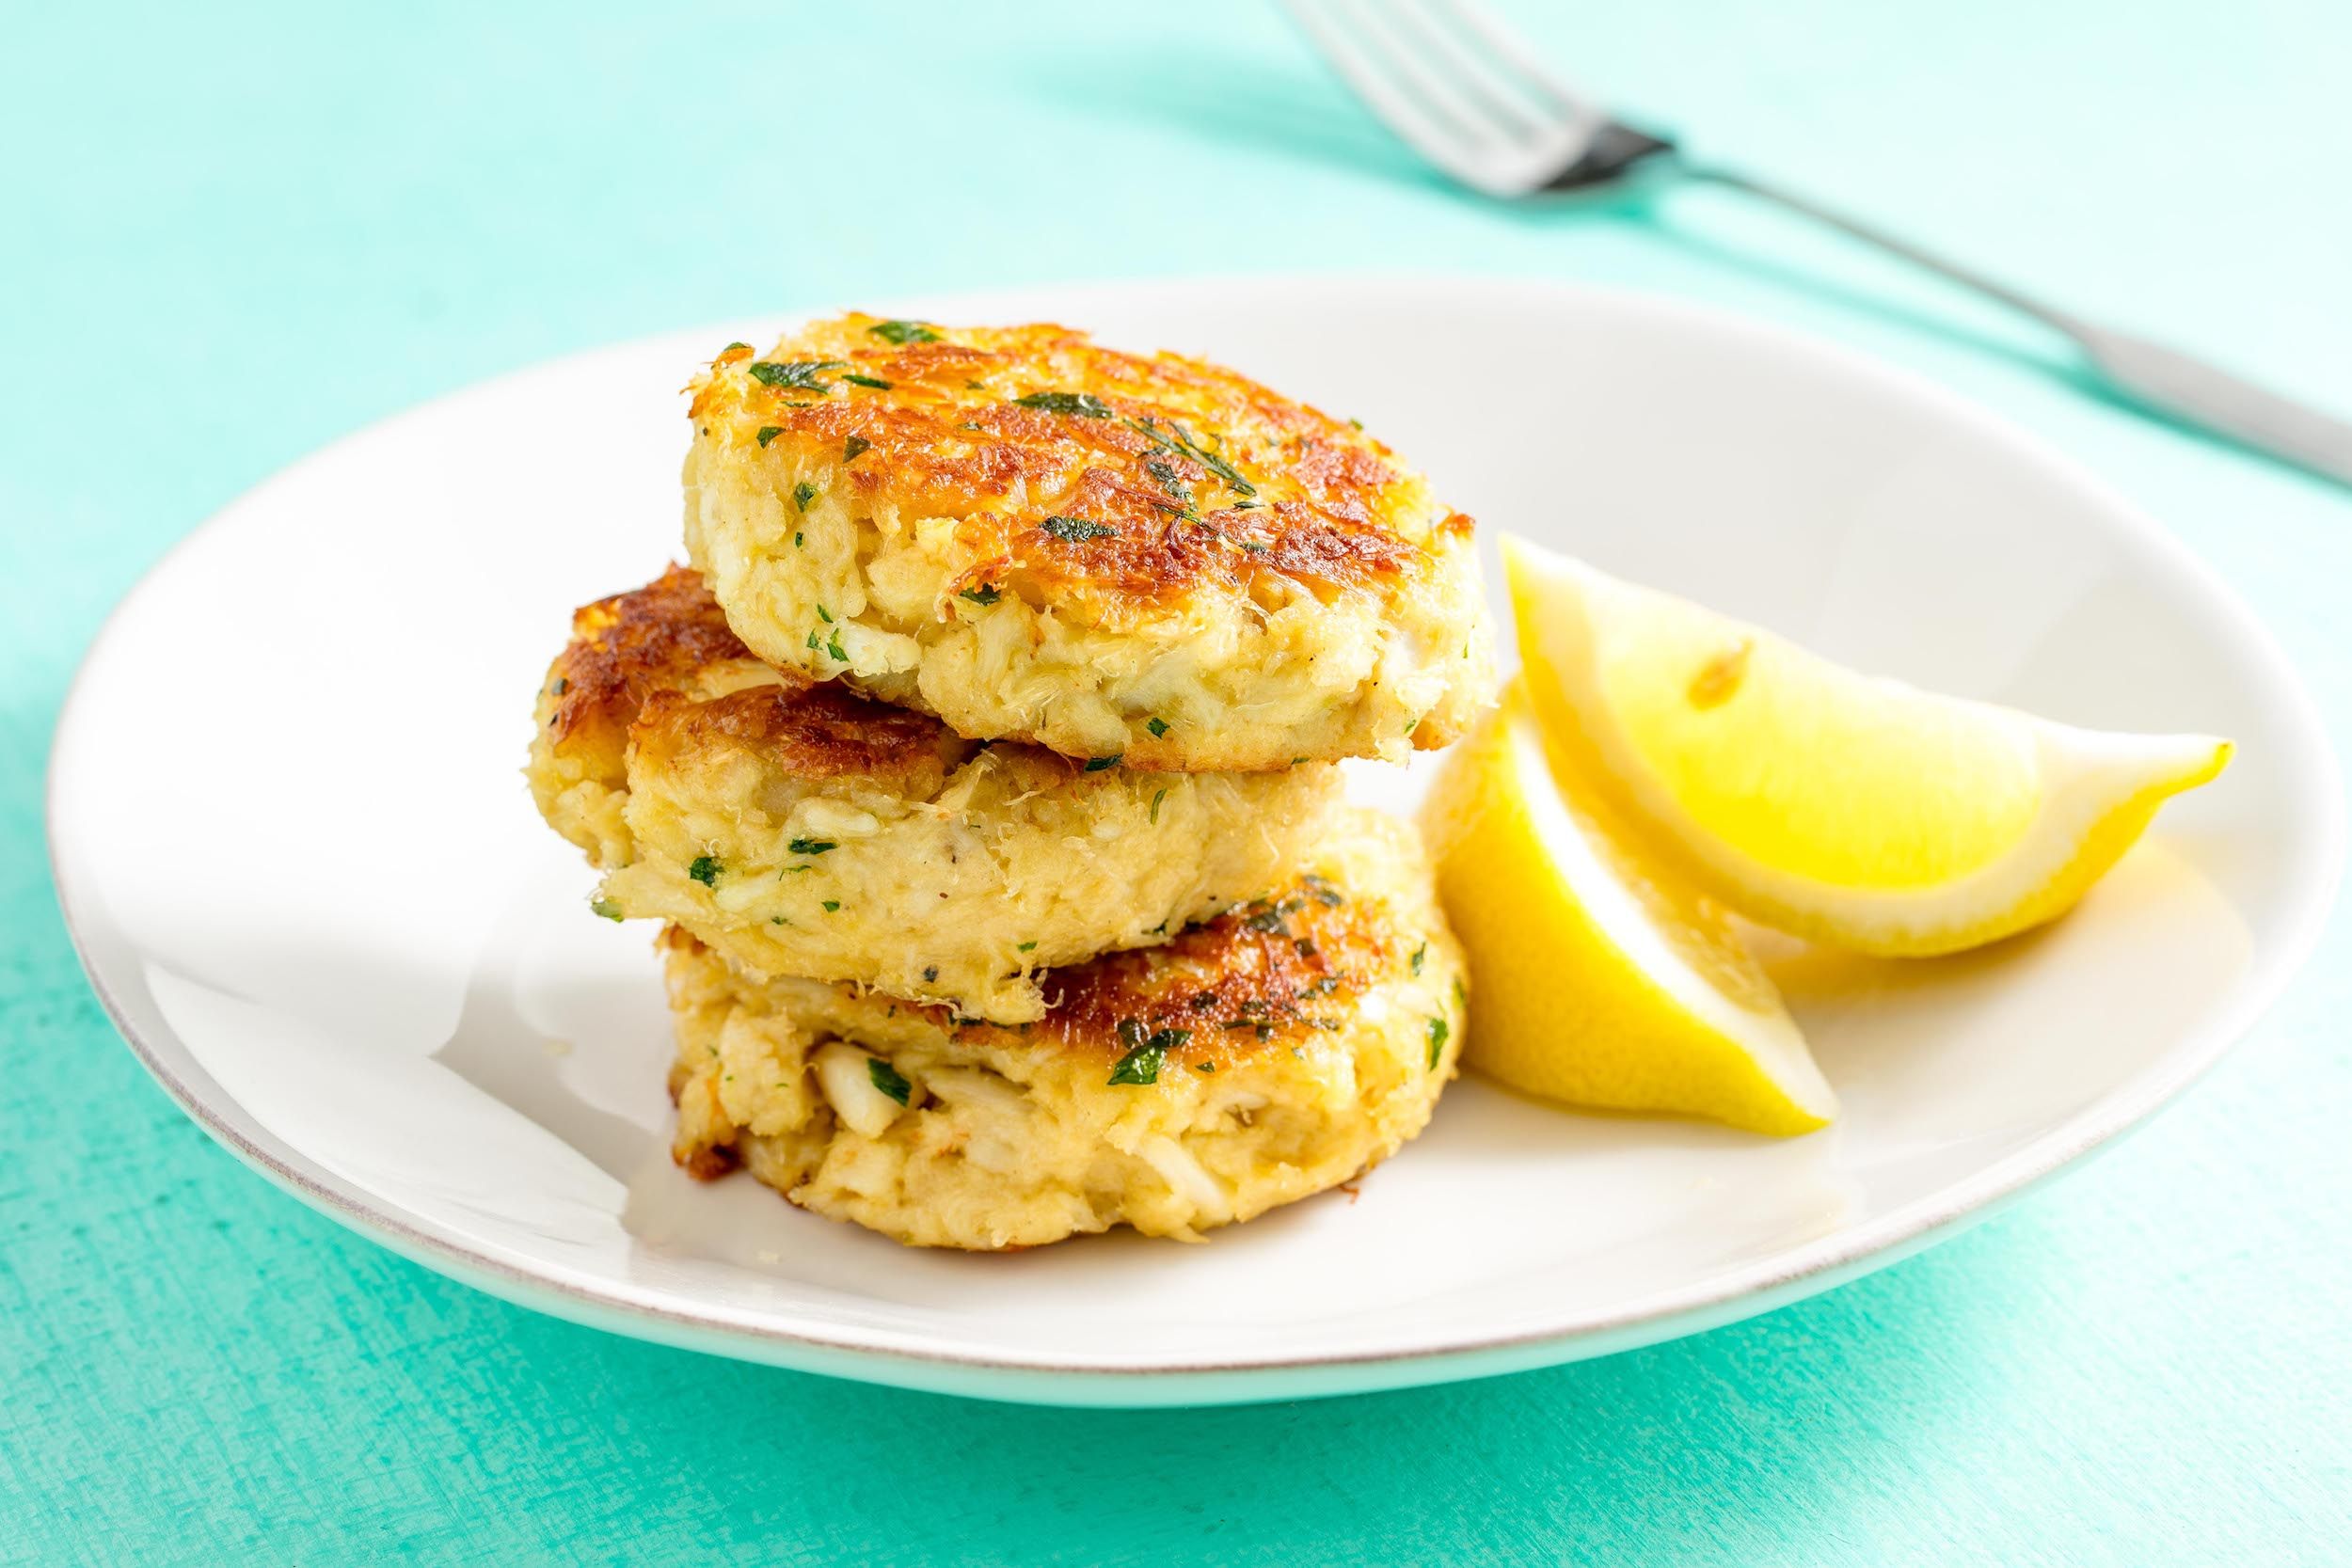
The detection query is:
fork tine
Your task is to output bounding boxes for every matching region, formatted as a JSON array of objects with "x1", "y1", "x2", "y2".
[
  {"x1": 1433, "y1": 0, "x2": 1606, "y2": 124},
  {"x1": 1279, "y1": 0, "x2": 1509, "y2": 190},
  {"x1": 1344, "y1": 1, "x2": 1529, "y2": 148},
  {"x1": 1383, "y1": 0, "x2": 1554, "y2": 140}
]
